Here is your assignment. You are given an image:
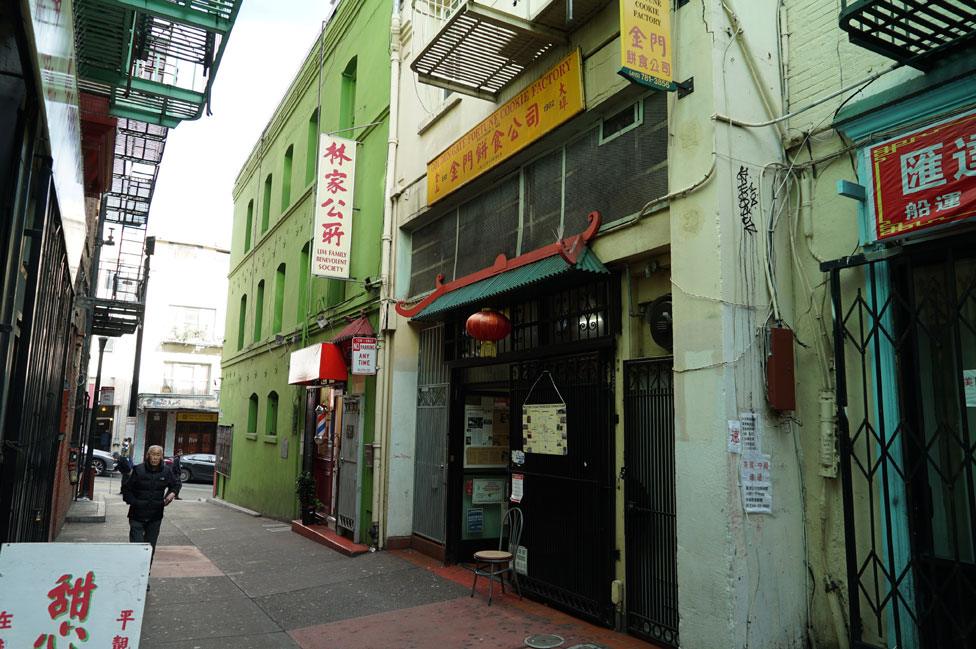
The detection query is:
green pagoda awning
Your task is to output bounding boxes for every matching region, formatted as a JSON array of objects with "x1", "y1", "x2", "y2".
[{"x1": 413, "y1": 248, "x2": 608, "y2": 321}]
